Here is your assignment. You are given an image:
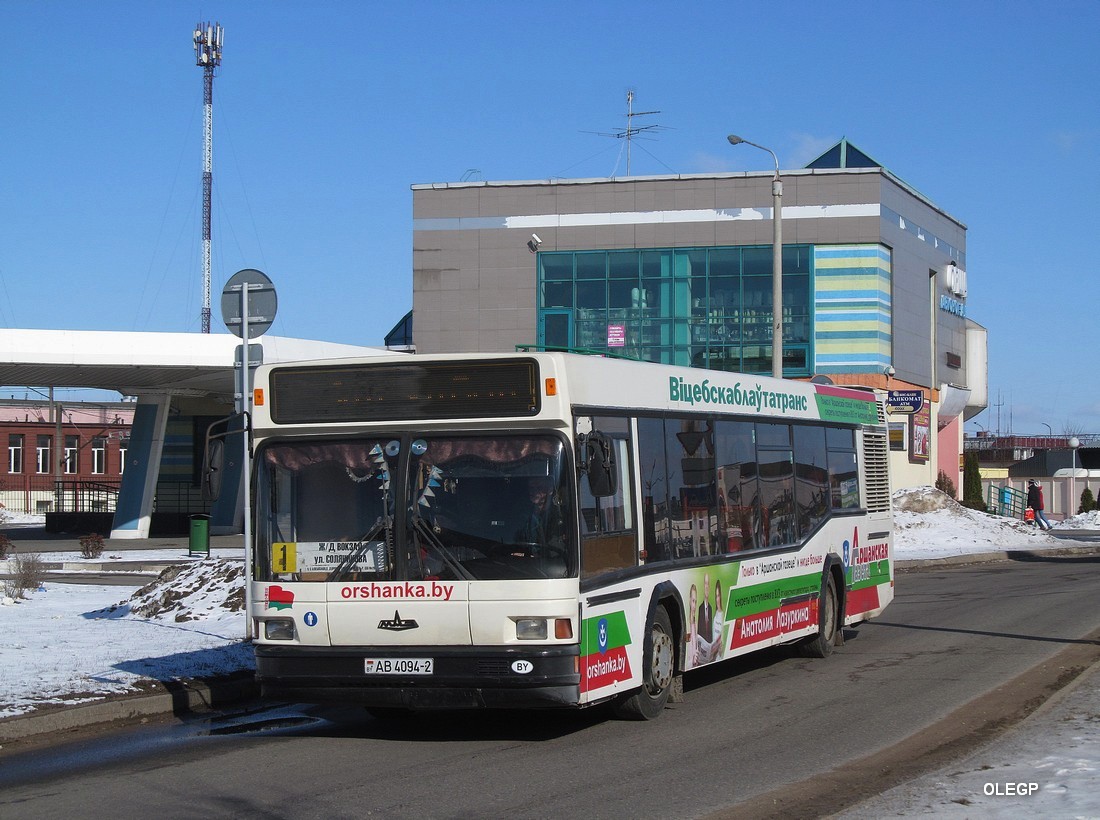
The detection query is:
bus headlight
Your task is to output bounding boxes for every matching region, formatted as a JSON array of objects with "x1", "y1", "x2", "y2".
[
  {"x1": 264, "y1": 618, "x2": 296, "y2": 641},
  {"x1": 515, "y1": 618, "x2": 548, "y2": 640}
]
